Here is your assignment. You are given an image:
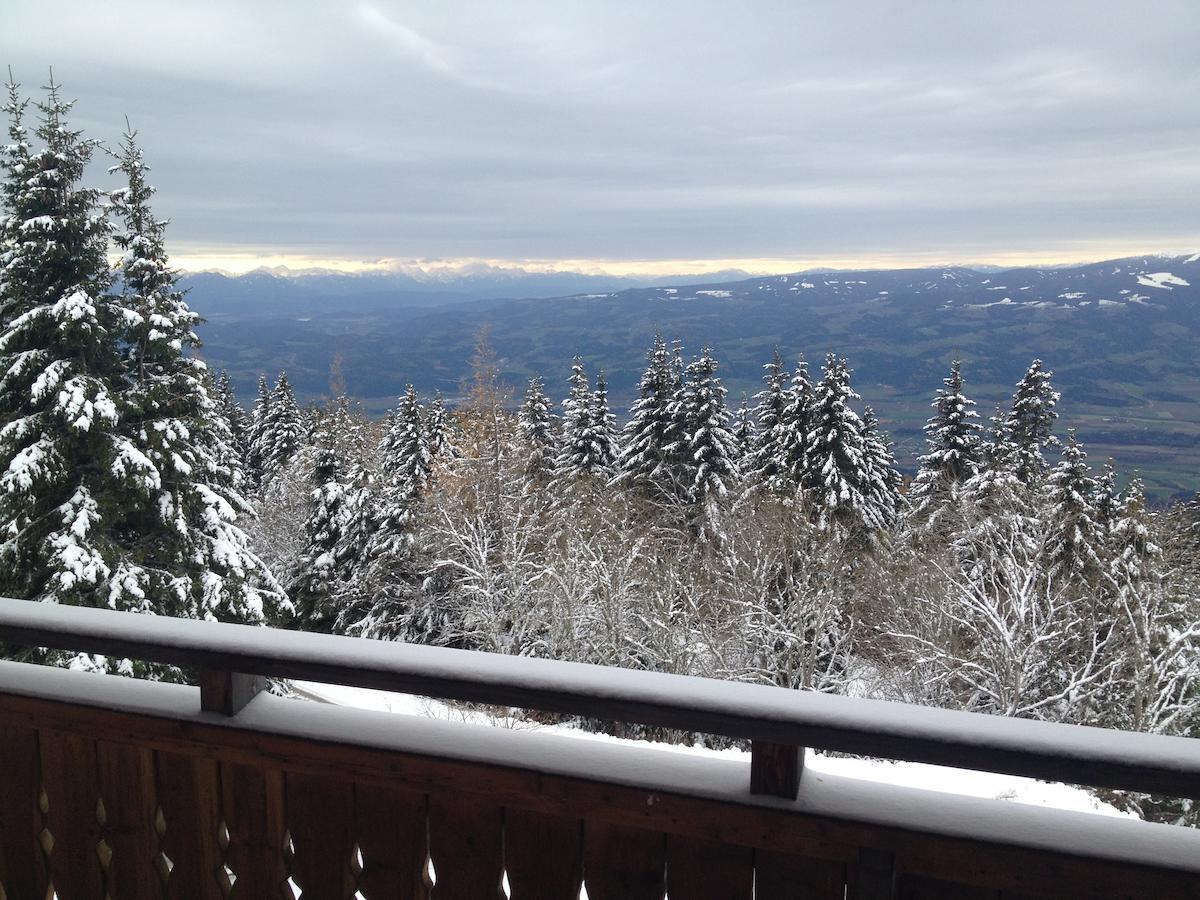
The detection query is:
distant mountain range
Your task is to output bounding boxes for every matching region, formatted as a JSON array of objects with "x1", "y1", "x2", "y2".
[{"x1": 183, "y1": 254, "x2": 1200, "y2": 498}]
